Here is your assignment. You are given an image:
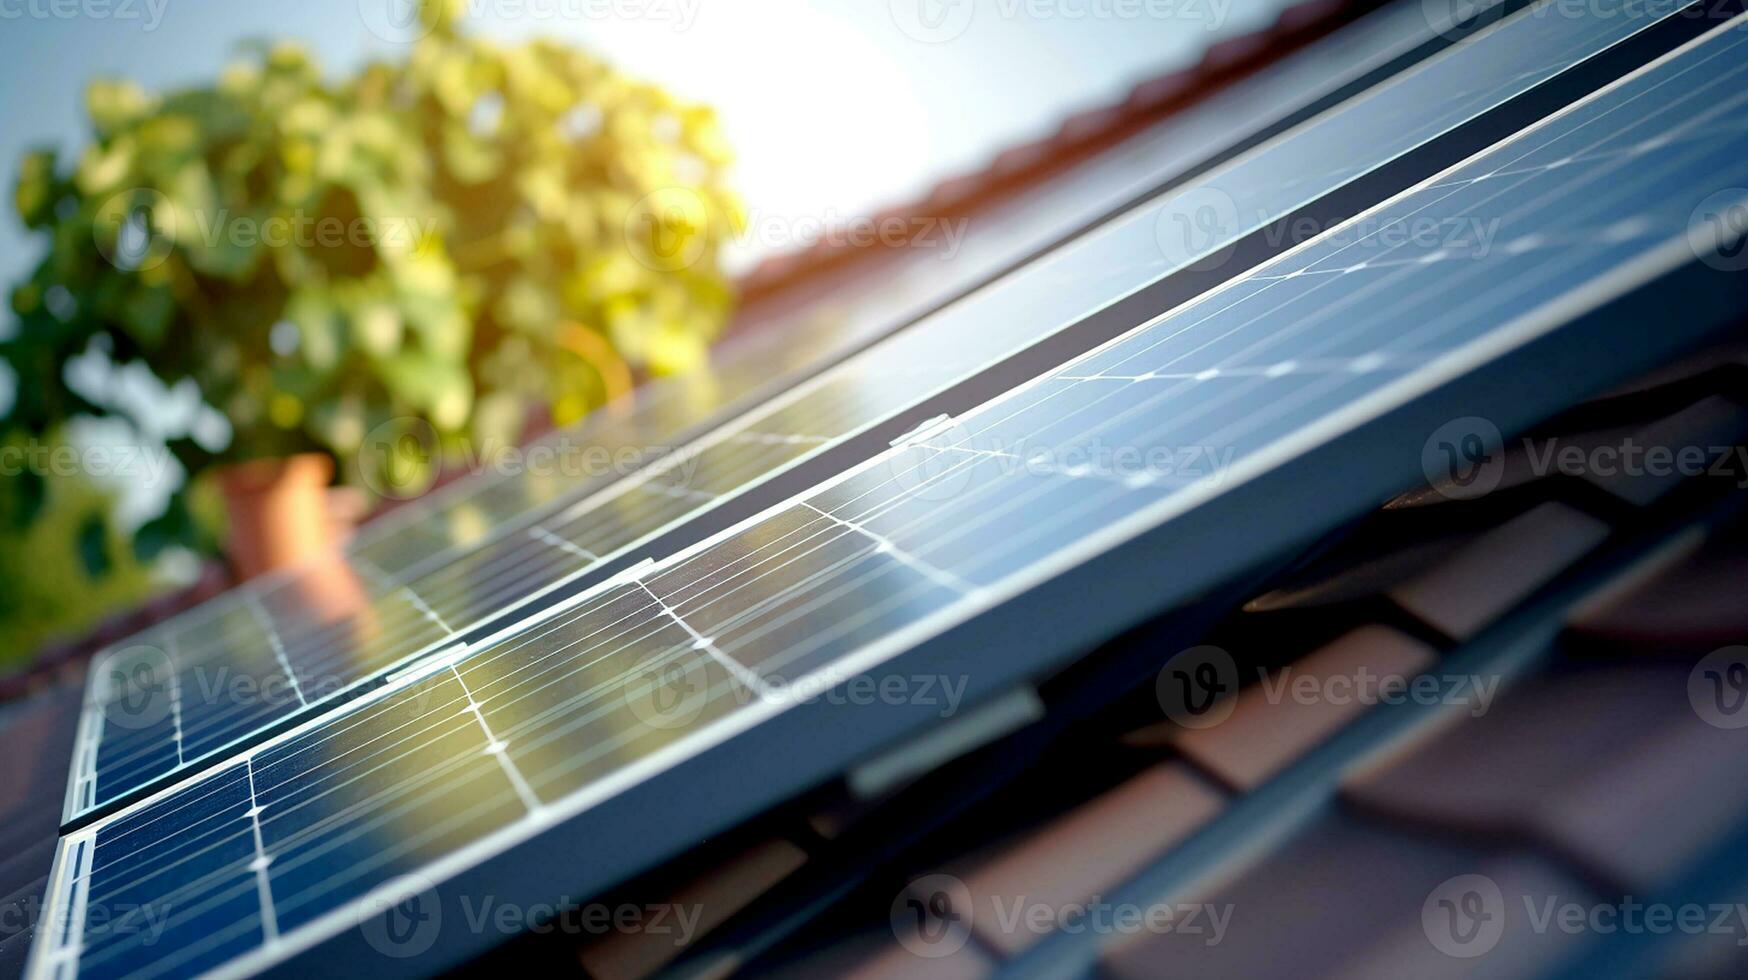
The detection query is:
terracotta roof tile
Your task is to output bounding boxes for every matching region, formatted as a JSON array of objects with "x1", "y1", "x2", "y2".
[
  {"x1": 988, "y1": 137, "x2": 1058, "y2": 179},
  {"x1": 1122, "y1": 68, "x2": 1199, "y2": 113}
]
